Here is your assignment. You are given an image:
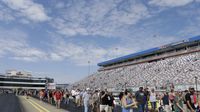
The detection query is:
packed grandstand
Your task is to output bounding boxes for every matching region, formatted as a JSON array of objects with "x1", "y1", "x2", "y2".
[{"x1": 71, "y1": 36, "x2": 200, "y2": 91}]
